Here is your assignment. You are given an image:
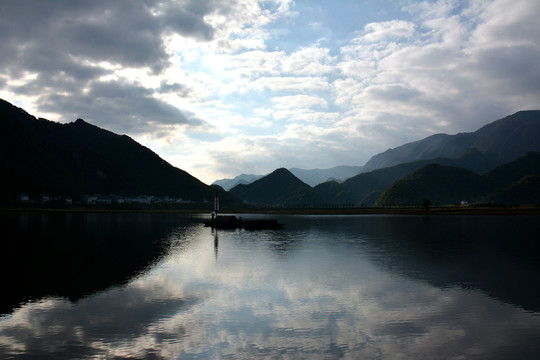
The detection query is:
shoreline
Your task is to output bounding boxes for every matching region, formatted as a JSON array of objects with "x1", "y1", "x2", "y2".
[{"x1": 2, "y1": 205, "x2": 540, "y2": 215}]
